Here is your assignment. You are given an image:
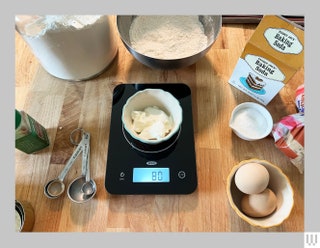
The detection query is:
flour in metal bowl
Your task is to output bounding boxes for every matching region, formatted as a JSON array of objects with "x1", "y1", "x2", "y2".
[{"x1": 129, "y1": 15, "x2": 208, "y2": 59}]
